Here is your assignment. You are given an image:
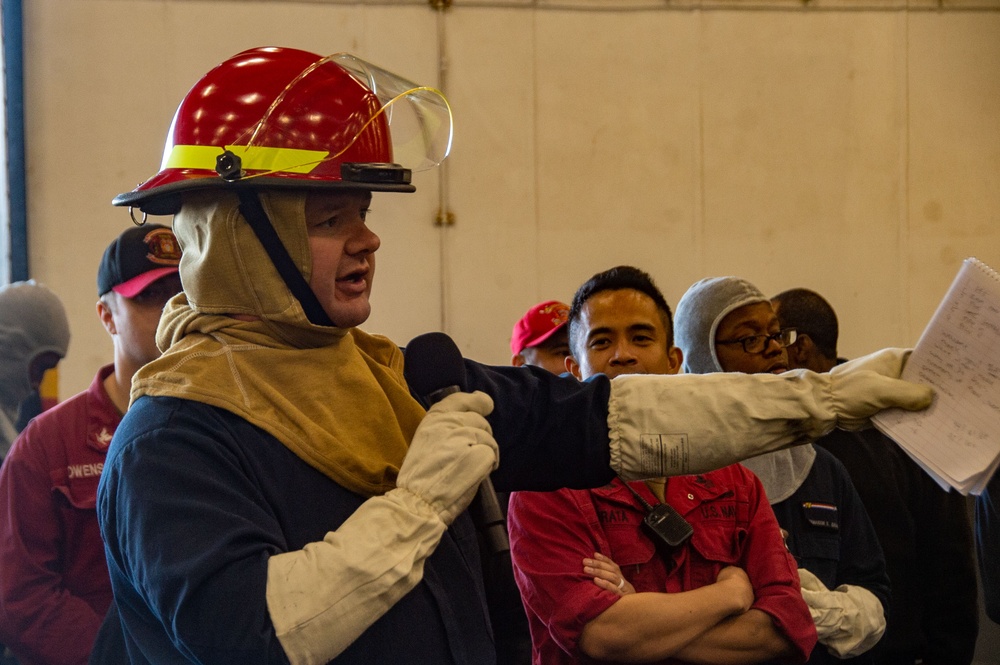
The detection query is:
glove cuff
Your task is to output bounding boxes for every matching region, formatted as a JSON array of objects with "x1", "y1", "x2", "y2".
[{"x1": 267, "y1": 491, "x2": 446, "y2": 664}]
